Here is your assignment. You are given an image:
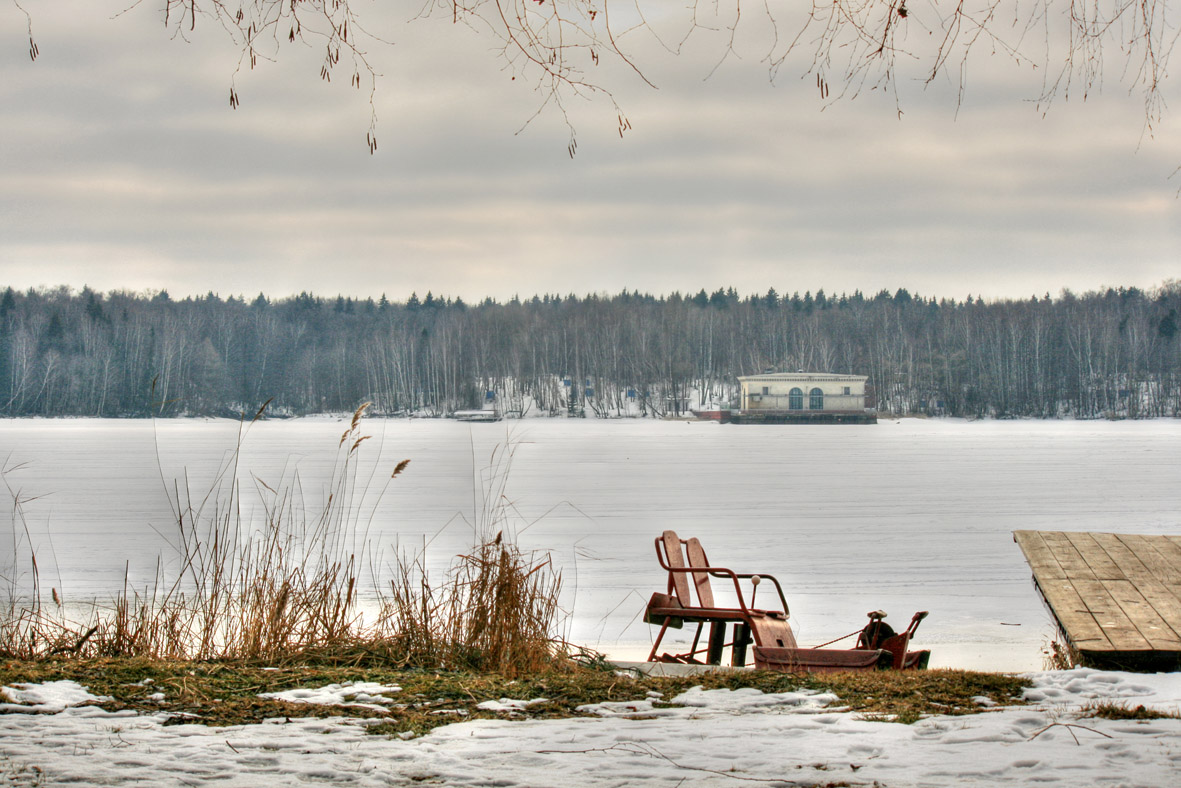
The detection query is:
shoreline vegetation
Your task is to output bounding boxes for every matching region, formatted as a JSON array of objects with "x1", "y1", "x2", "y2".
[
  {"x1": 1, "y1": 282, "x2": 1179, "y2": 420},
  {"x1": 3, "y1": 404, "x2": 1037, "y2": 735},
  {"x1": 0, "y1": 657, "x2": 1034, "y2": 734},
  {"x1": 2, "y1": 405, "x2": 562, "y2": 675}
]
